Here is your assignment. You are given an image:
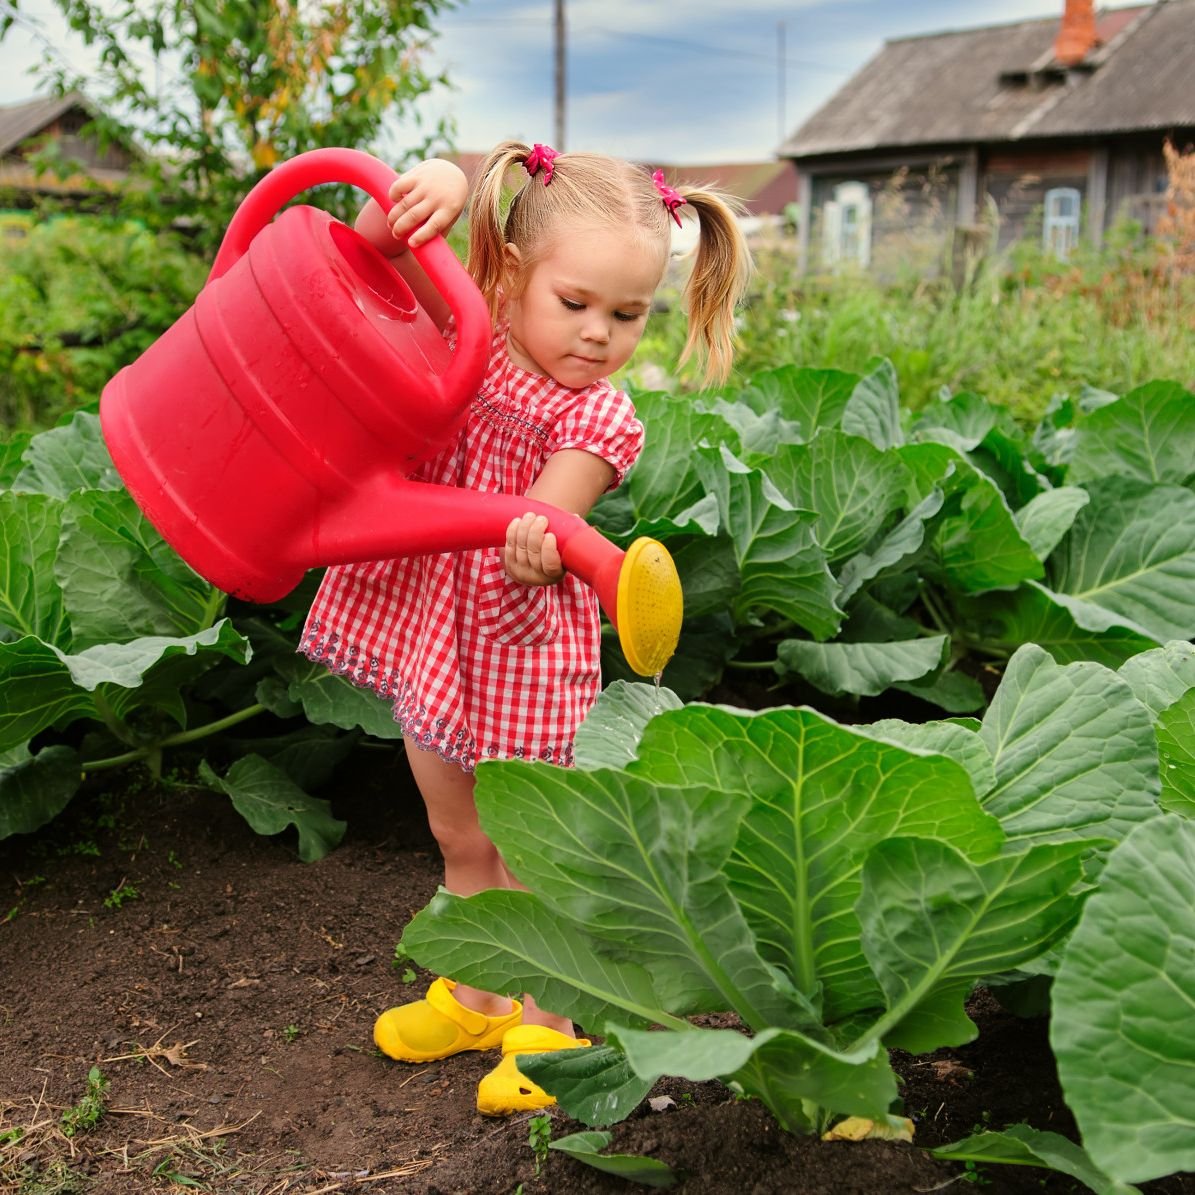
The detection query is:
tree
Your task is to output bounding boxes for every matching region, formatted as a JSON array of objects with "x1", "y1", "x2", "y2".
[{"x1": 1, "y1": 0, "x2": 458, "y2": 250}]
